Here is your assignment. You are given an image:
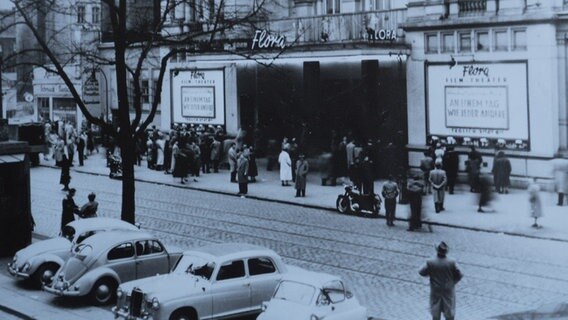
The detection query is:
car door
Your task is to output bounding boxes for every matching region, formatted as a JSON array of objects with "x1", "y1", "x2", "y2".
[
  {"x1": 105, "y1": 242, "x2": 136, "y2": 283},
  {"x1": 247, "y1": 257, "x2": 281, "y2": 309},
  {"x1": 134, "y1": 240, "x2": 169, "y2": 279},
  {"x1": 211, "y1": 259, "x2": 251, "y2": 318}
]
